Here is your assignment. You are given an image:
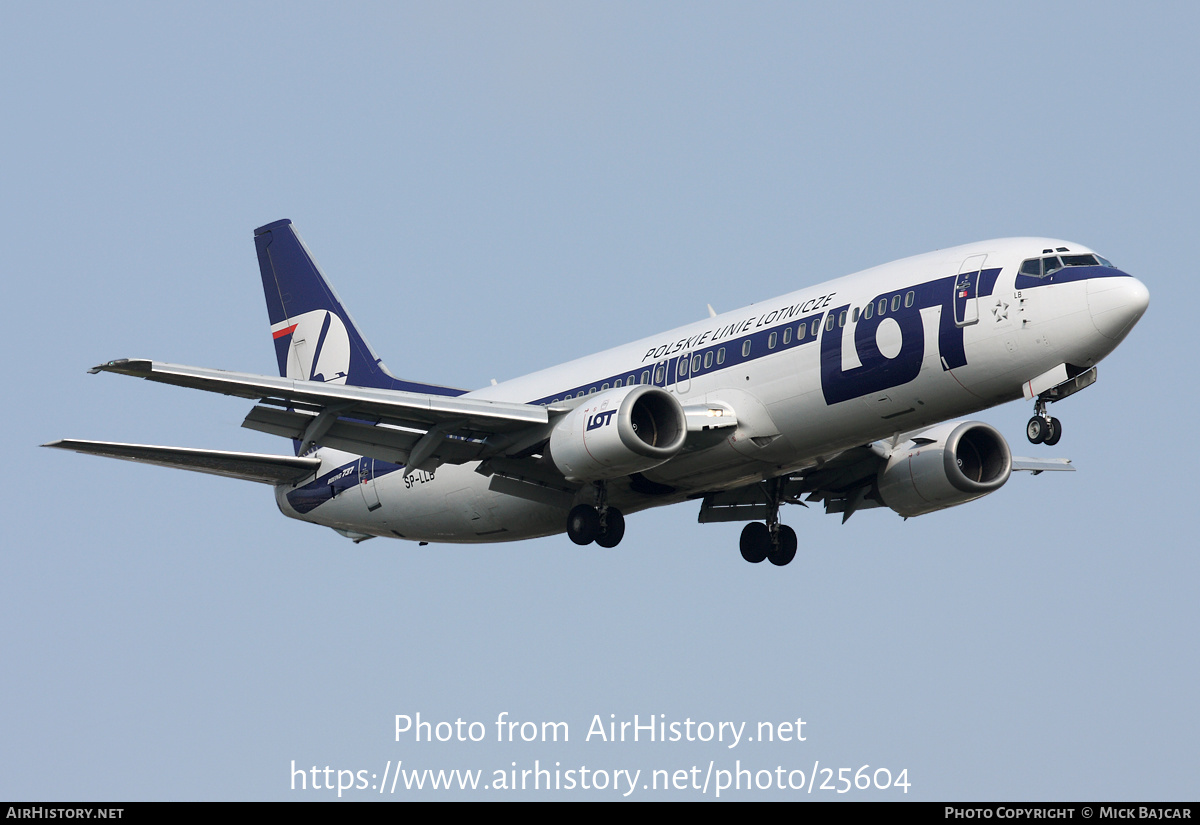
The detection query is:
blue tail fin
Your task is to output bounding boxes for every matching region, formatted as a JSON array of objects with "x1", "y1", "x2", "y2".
[{"x1": 254, "y1": 219, "x2": 464, "y2": 396}]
